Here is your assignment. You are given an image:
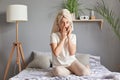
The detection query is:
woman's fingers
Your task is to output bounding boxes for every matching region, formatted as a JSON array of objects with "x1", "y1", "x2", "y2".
[
  {"x1": 60, "y1": 27, "x2": 67, "y2": 39},
  {"x1": 67, "y1": 26, "x2": 72, "y2": 37}
]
